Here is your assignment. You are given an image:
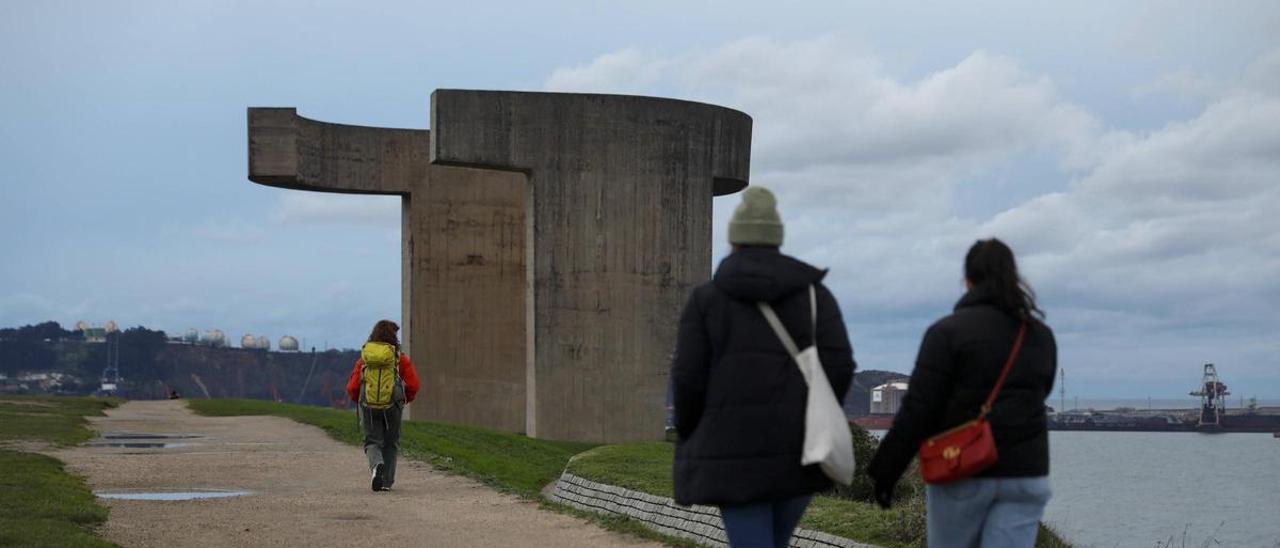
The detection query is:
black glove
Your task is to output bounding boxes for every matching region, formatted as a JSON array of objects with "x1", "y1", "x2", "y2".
[{"x1": 873, "y1": 478, "x2": 894, "y2": 509}]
